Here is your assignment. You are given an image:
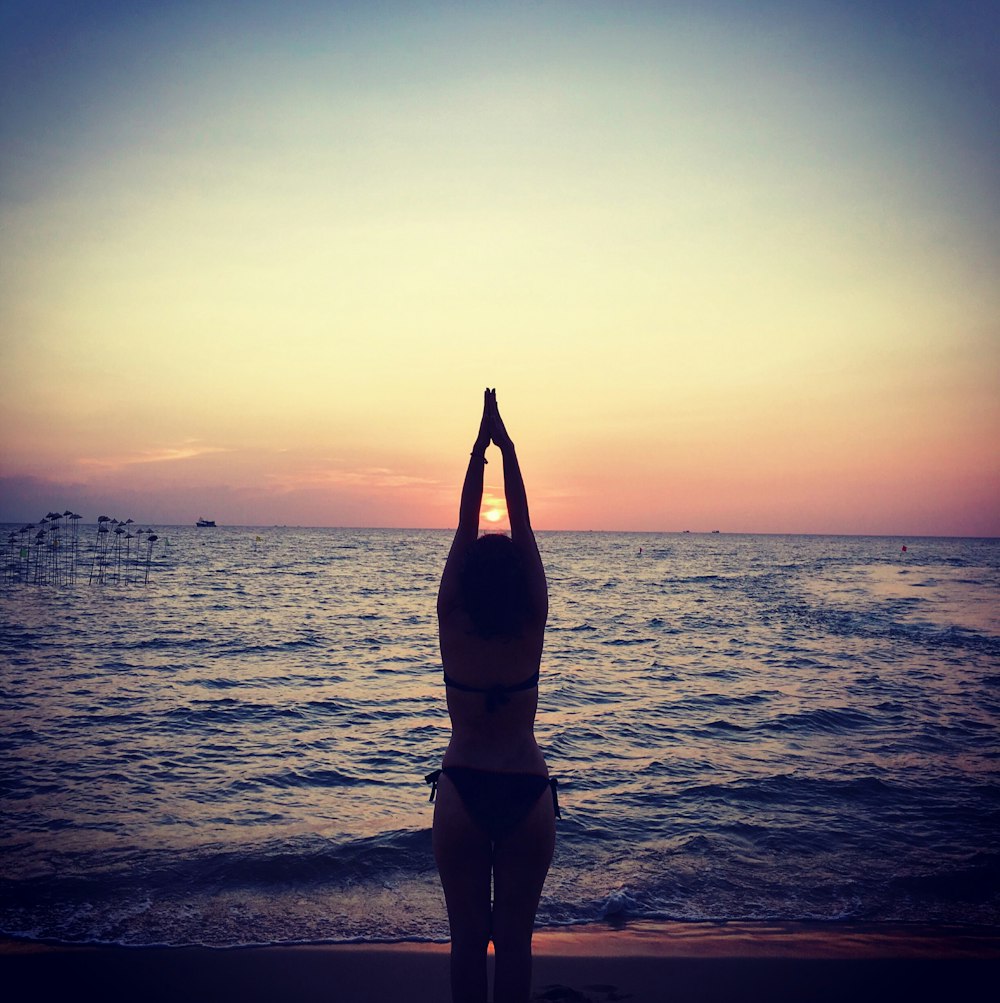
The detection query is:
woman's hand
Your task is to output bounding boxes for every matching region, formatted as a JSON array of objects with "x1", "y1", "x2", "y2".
[
  {"x1": 488, "y1": 389, "x2": 514, "y2": 452},
  {"x1": 473, "y1": 387, "x2": 492, "y2": 456}
]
